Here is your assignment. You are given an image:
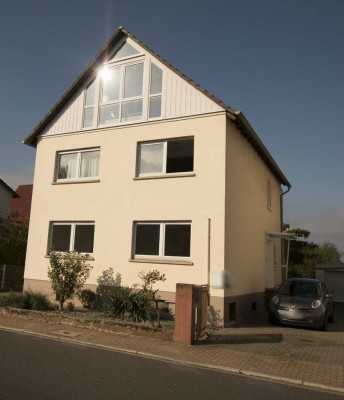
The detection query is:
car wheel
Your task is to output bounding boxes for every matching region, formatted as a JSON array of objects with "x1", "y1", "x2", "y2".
[
  {"x1": 320, "y1": 317, "x2": 328, "y2": 331},
  {"x1": 268, "y1": 313, "x2": 278, "y2": 325},
  {"x1": 328, "y1": 312, "x2": 335, "y2": 323}
]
